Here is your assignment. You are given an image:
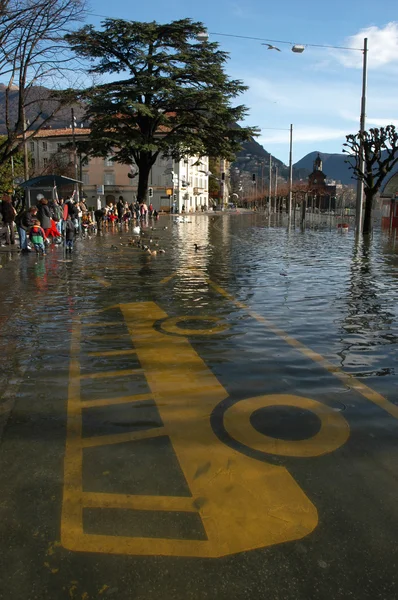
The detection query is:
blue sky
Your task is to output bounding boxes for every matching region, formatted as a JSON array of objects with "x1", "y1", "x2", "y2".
[{"x1": 85, "y1": 0, "x2": 398, "y2": 165}]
